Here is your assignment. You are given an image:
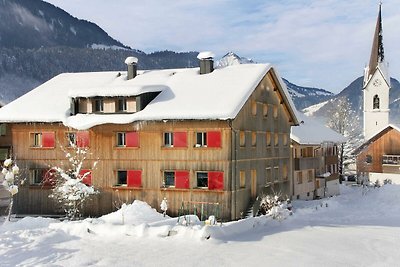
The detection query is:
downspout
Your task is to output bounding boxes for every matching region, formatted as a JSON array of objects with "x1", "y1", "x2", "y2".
[{"x1": 229, "y1": 120, "x2": 237, "y2": 220}]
